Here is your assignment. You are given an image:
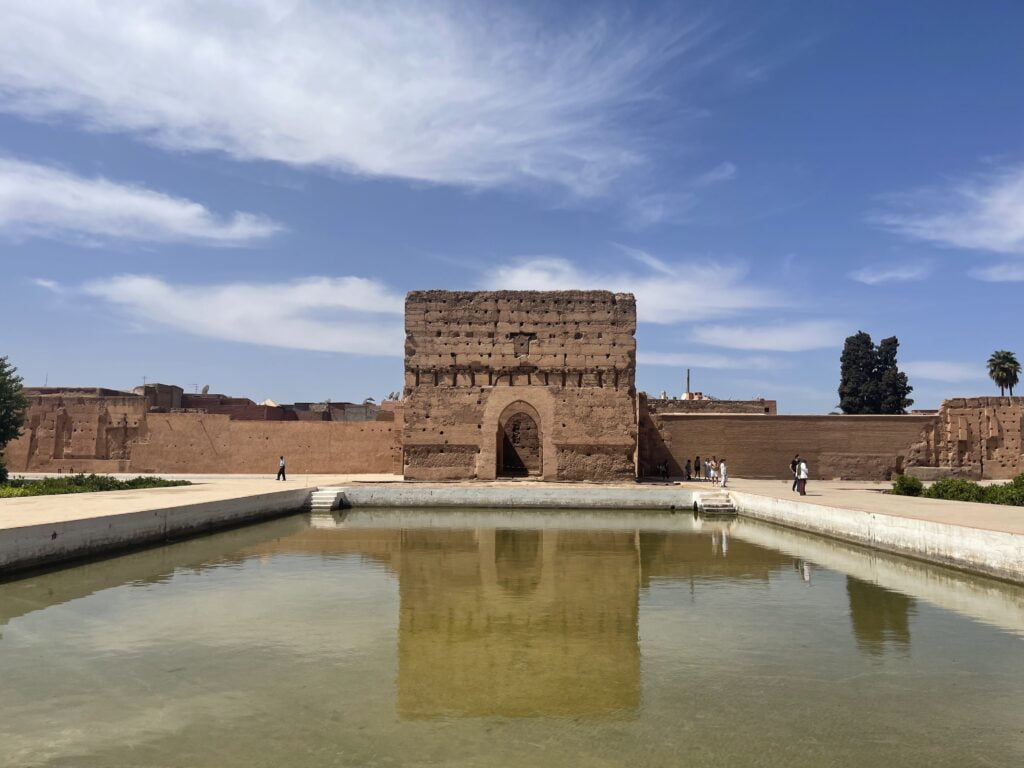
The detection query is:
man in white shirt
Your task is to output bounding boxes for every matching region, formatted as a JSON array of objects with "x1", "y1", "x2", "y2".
[
  {"x1": 276, "y1": 455, "x2": 286, "y2": 481},
  {"x1": 797, "y1": 459, "x2": 809, "y2": 495}
]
